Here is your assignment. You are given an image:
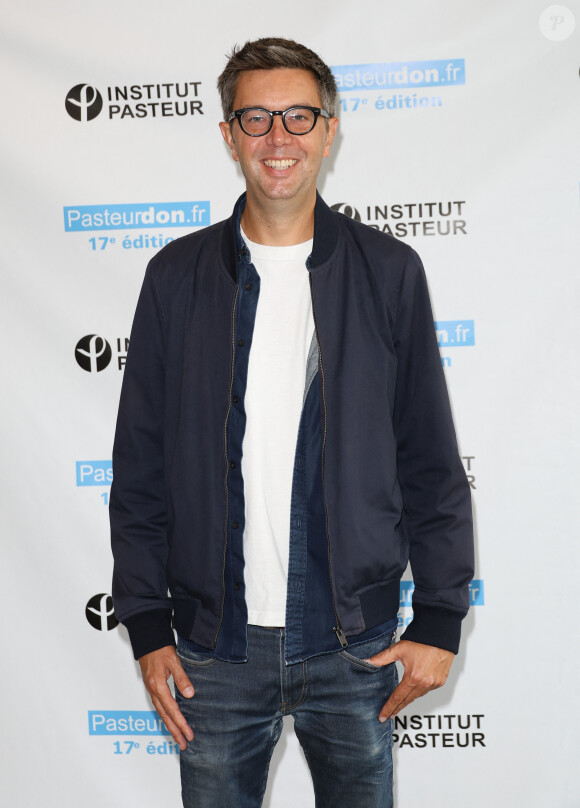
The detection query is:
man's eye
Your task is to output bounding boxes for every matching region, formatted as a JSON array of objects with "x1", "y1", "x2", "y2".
[{"x1": 246, "y1": 112, "x2": 267, "y2": 123}]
